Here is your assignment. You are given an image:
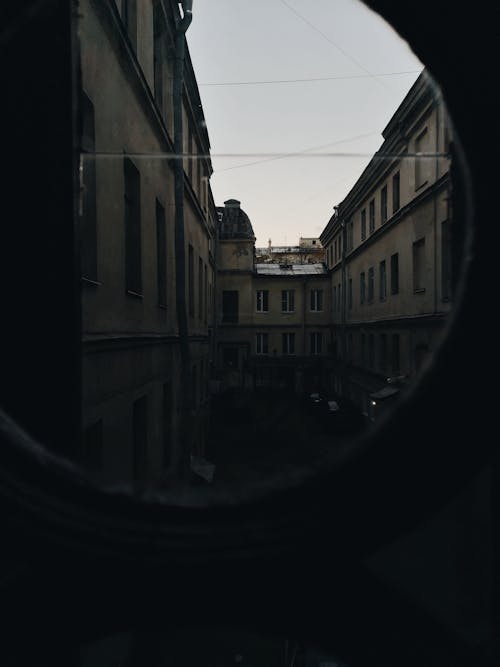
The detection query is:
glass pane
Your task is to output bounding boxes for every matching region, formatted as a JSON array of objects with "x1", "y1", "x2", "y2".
[{"x1": 73, "y1": 0, "x2": 465, "y2": 502}]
